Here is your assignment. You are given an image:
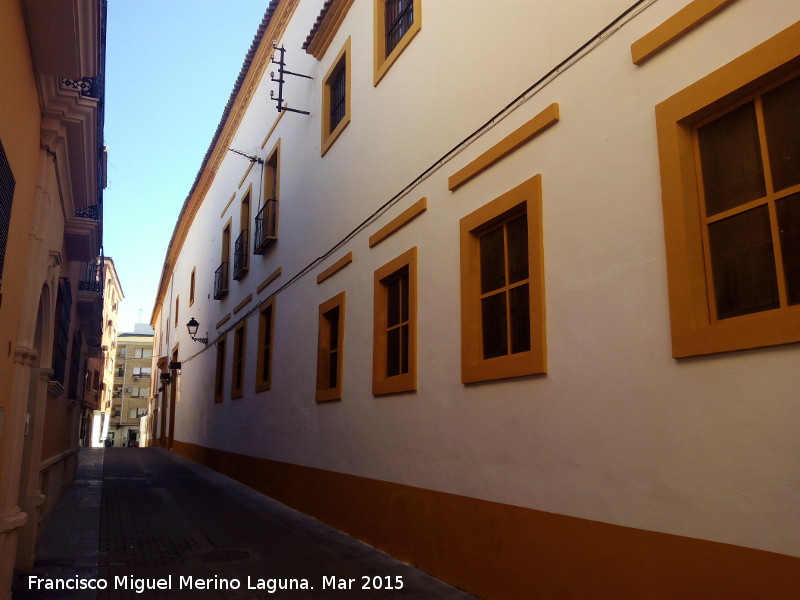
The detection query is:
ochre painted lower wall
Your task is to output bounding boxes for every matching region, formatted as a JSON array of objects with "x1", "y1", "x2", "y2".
[{"x1": 173, "y1": 440, "x2": 800, "y2": 600}]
